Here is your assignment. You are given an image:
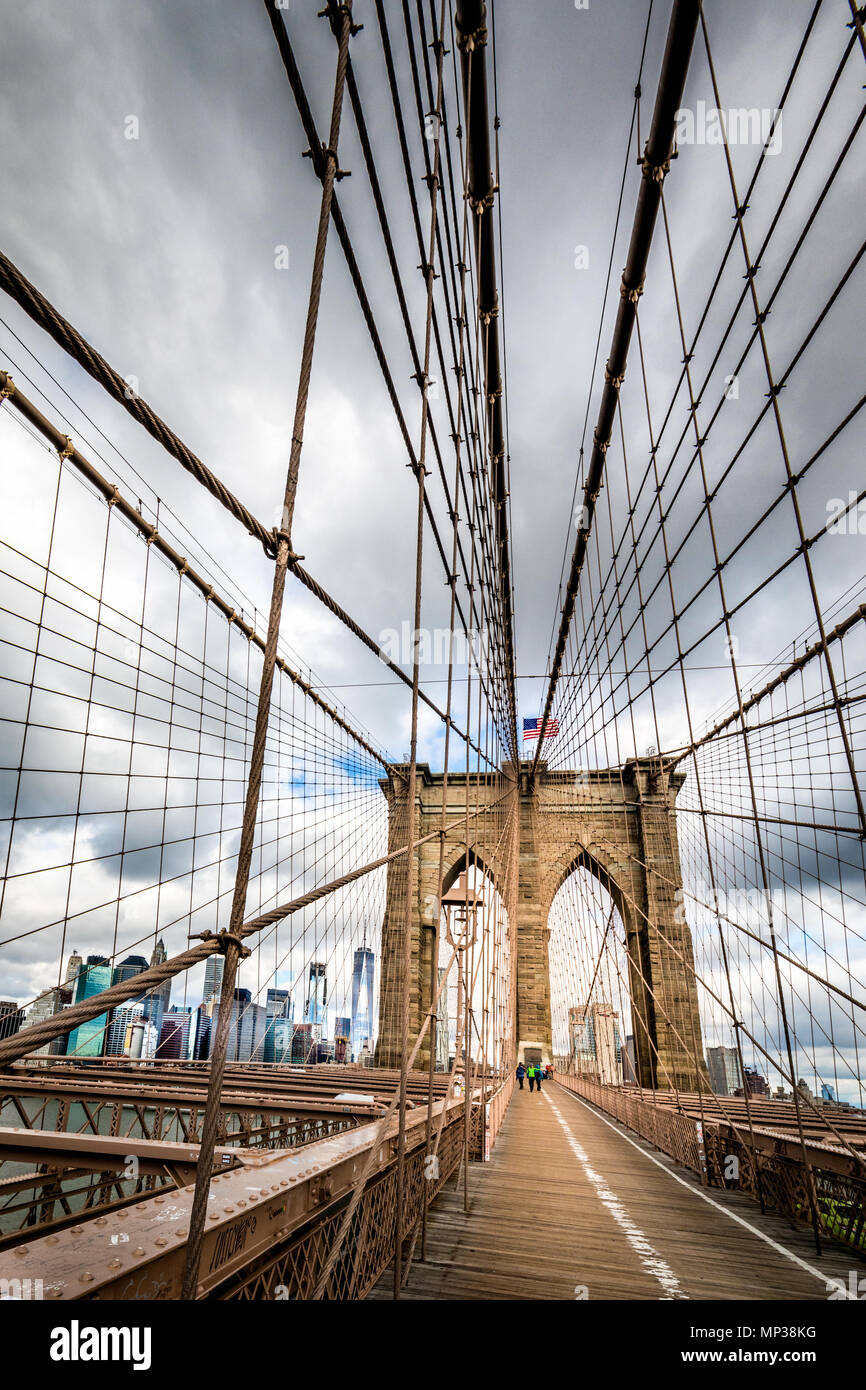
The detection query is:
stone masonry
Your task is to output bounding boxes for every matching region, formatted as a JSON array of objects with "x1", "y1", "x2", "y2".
[{"x1": 375, "y1": 759, "x2": 707, "y2": 1090}]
